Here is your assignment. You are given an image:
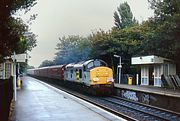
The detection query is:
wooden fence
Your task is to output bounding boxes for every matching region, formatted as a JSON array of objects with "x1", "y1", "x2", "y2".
[{"x1": 0, "y1": 78, "x2": 13, "y2": 121}]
